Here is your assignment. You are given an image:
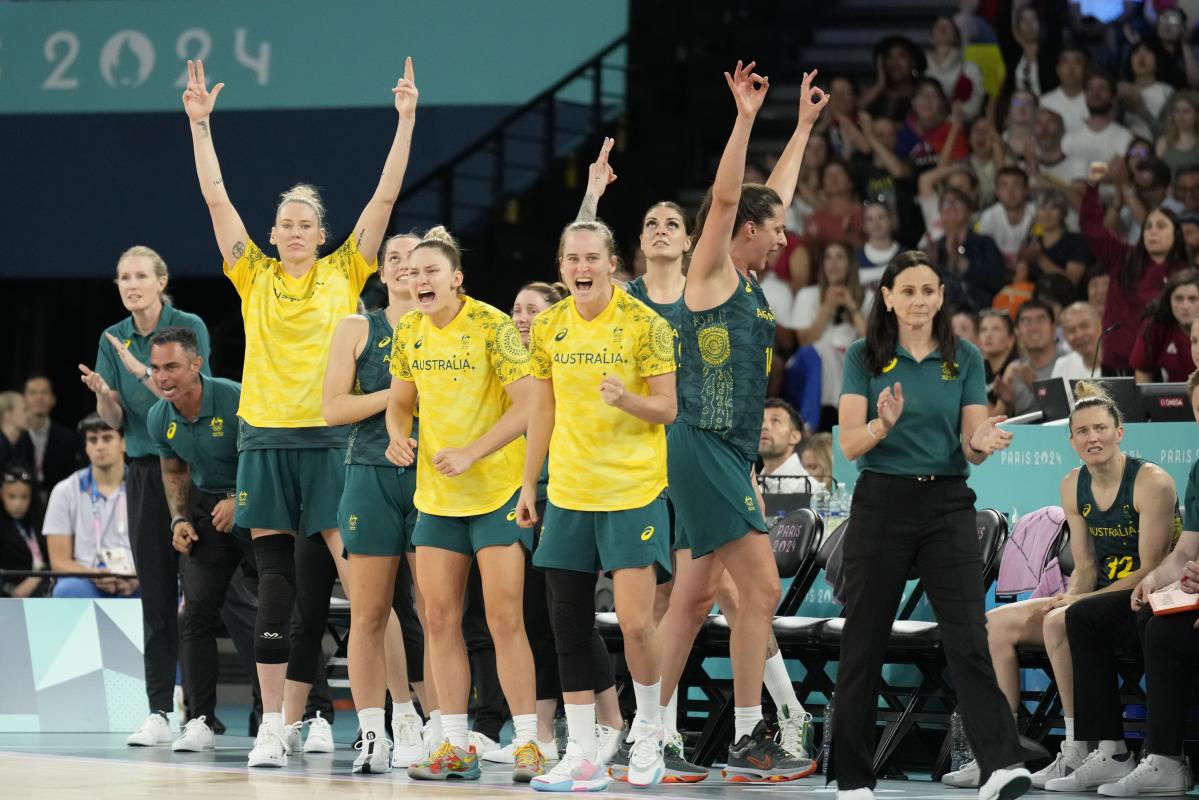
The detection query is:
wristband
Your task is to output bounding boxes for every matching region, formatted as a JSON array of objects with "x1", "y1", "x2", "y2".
[
  {"x1": 170, "y1": 516, "x2": 189, "y2": 532},
  {"x1": 867, "y1": 419, "x2": 886, "y2": 440}
]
